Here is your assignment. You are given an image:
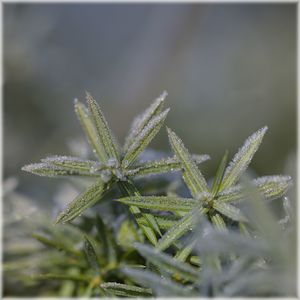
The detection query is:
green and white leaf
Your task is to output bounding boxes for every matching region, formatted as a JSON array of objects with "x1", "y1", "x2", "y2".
[
  {"x1": 253, "y1": 175, "x2": 292, "y2": 200},
  {"x1": 167, "y1": 128, "x2": 210, "y2": 197},
  {"x1": 218, "y1": 175, "x2": 292, "y2": 203},
  {"x1": 118, "y1": 181, "x2": 160, "y2": 243},
  {"x1": 42, "y1": 156, "x2": 96, "y2": 170},
  {"x1": 211, "y1": 213, "x2": 227, "y2": 232},
  {"x1": 22, "y1": 162, "x2": 98, "y2": 178},
  {"x1": 117, "y1": 196, "x2": 197, "y2": 212},
  {"x1": 220, "y1": 126, "x2": 268, "y2": 191},
  {"x1": 139, "y1": 214, "x2": 180, "y2": 230},
  {"x1": 156, "y1": 205, "x2": 208, "y2": 251},
  {"x1": 74, "y1": 99, "x2": 107, "y2": 162},
  {"x1": 86, "y1": 92, "x2": 120, "y2": 162},
  {"x1": 126, "y1": 154, "x2": 210, "y2": 177},
  {"x1": 123, "y1": 91, "x2": 167, "y2": 152},
  {"x1": 122, "y1": 108, "x2": 170, "y2": 167},
  {"x1": 174, "y1": 239, "x2": 197, "y2": 263},
  {"x1": 55, "y1": 180, "x2": 109, "y2": 224},
  {"x1": 213, "y1": 201, "x2": 247, "y2": 222}
]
